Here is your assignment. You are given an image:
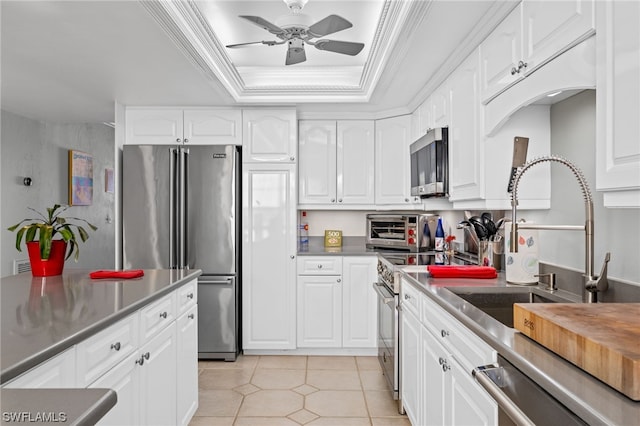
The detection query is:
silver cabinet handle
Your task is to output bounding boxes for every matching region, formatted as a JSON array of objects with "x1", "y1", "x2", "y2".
[
  {"x1": 143, "y1": 352, "x2": 150, "y2": 360},
  {"x1": 510, "y1": 66, "x2": 518, "y2": 75},
  {"x1": 110, "y1": 342, "x2": 121, "y2": 351},
  {"x1": 290, "y1": 255, "x2": 295, "y2": 259},
  {"x1": 184, "y1": 138, "x2": 189, "y2": 143},
  {"x1": 187, "y1": 293, "x2": 194, "y2": 299},
  {"x1": 442, "y1": 363, "x2": 450, "y2": 372},
  {"x1": 517, "y1": 60, "x2": 528, "y2": 71},
  {"x1": 441, "y1": 329, "x2": 449, "y2": 338},
  {"x1": 317, "y1": 264, "x2": 323, "y2": 269},
  {"x1": 404, "y1": 294, "x2": 411, "y2": 300},
  {"x1": 405, "y1": 198, "x2": 409, "y2": 202},
  {"x1": 160, "y1": 312, "x2": 168, "y2": 319},
  {"x1": 176, "y1": 138, "x2": 182, "y2": 143},
  {"x1": 290, "y1": 156, "x2": 295, "y2": 161},
  {"x1": 188, "y1": 313, "x2": 195, "y2": 319},
  {"x1": 336, "y1": 278, "x2": 341, "y2": 283},
  {"x1": 438, "y1": 357, "x2": 445, "y2": 365},
  {"x1": 136, "y1": 353, "x2": 150, "y2": 366},
  {"x1": 331, "y1": 199, "x2": 336, "y2": 203},
  {"x1": 338, "y1": 199, "x2": 342, "y2": 202}
]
